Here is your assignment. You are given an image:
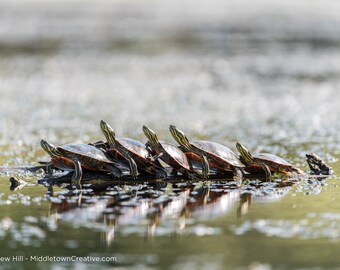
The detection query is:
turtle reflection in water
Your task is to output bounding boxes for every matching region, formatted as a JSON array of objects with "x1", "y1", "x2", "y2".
[{"x1": 40, "y1": 139, "x2": 123, "y2": 182}]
